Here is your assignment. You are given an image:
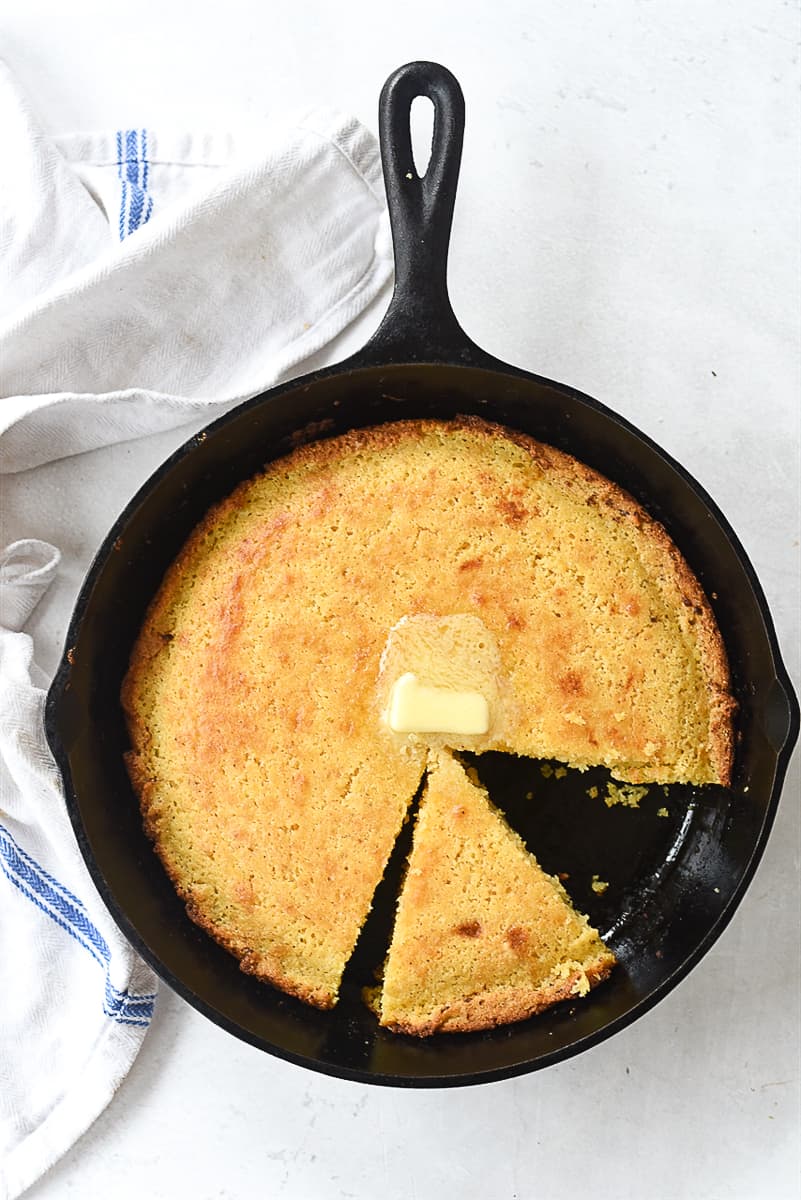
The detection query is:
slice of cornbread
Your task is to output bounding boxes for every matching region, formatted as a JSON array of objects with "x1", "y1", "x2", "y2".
[{"x1": 377, "y1": 752, "x2": 616, "y2": 1035}]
